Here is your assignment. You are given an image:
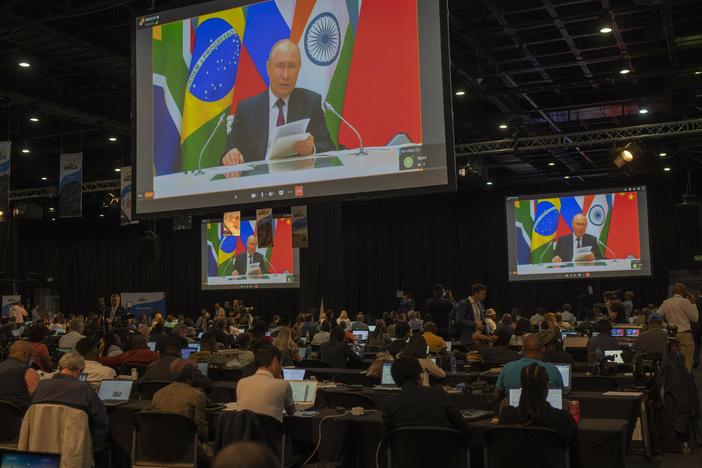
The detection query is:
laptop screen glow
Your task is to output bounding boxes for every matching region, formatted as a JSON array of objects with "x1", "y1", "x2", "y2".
[
  {"x1": 289, "y1": 381, "x2": 316, "y2": 403},
  {"x1": 353, "y1": 330, "x2": 369, "y2": 342},
  {"x1": 509, "y1": 388, "x2": 563, "y2": 410},
  {"x1": 98, "y1": 380, "x2": 133, "y2": 401},
  {"x1": 554, "y1": 364, "x2": 571, "y2": 389},
  {"x1": 283, "y1": 368, "x2": 306, "y2": 381},
  {"x1": 1, "y1": 451, "x2": 61, "y2": 468},
  {"x1": 381, "y1": 362, "x2": 395, "y2": 385},
  {"x1": 147, "y1": 341, "x2": 156, "y2": 352}
]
